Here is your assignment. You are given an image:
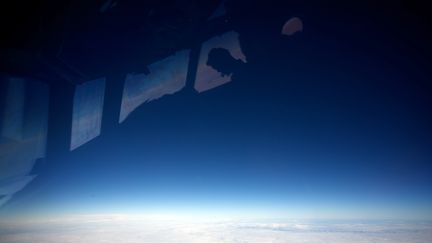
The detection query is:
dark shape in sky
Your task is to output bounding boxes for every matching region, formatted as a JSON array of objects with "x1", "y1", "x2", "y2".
[
  {"x1": 208, "y1": 0, "x2": 226, "y2": 20},
  {"x1": 100, "y1": 0, "x2": 117, "y2": 13},
  {"x1": 207, "y1": 47, "x2": 245, "y2": 77},
  {"x1": 119, "y1": 50, "x2": 190, "y2": 123},
  {"x1": 194, "y1": 31, "x2": 246, "y2": 93},
  {"x1": 70, "y1": 78, "x2": 106, "y2": 150}
]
